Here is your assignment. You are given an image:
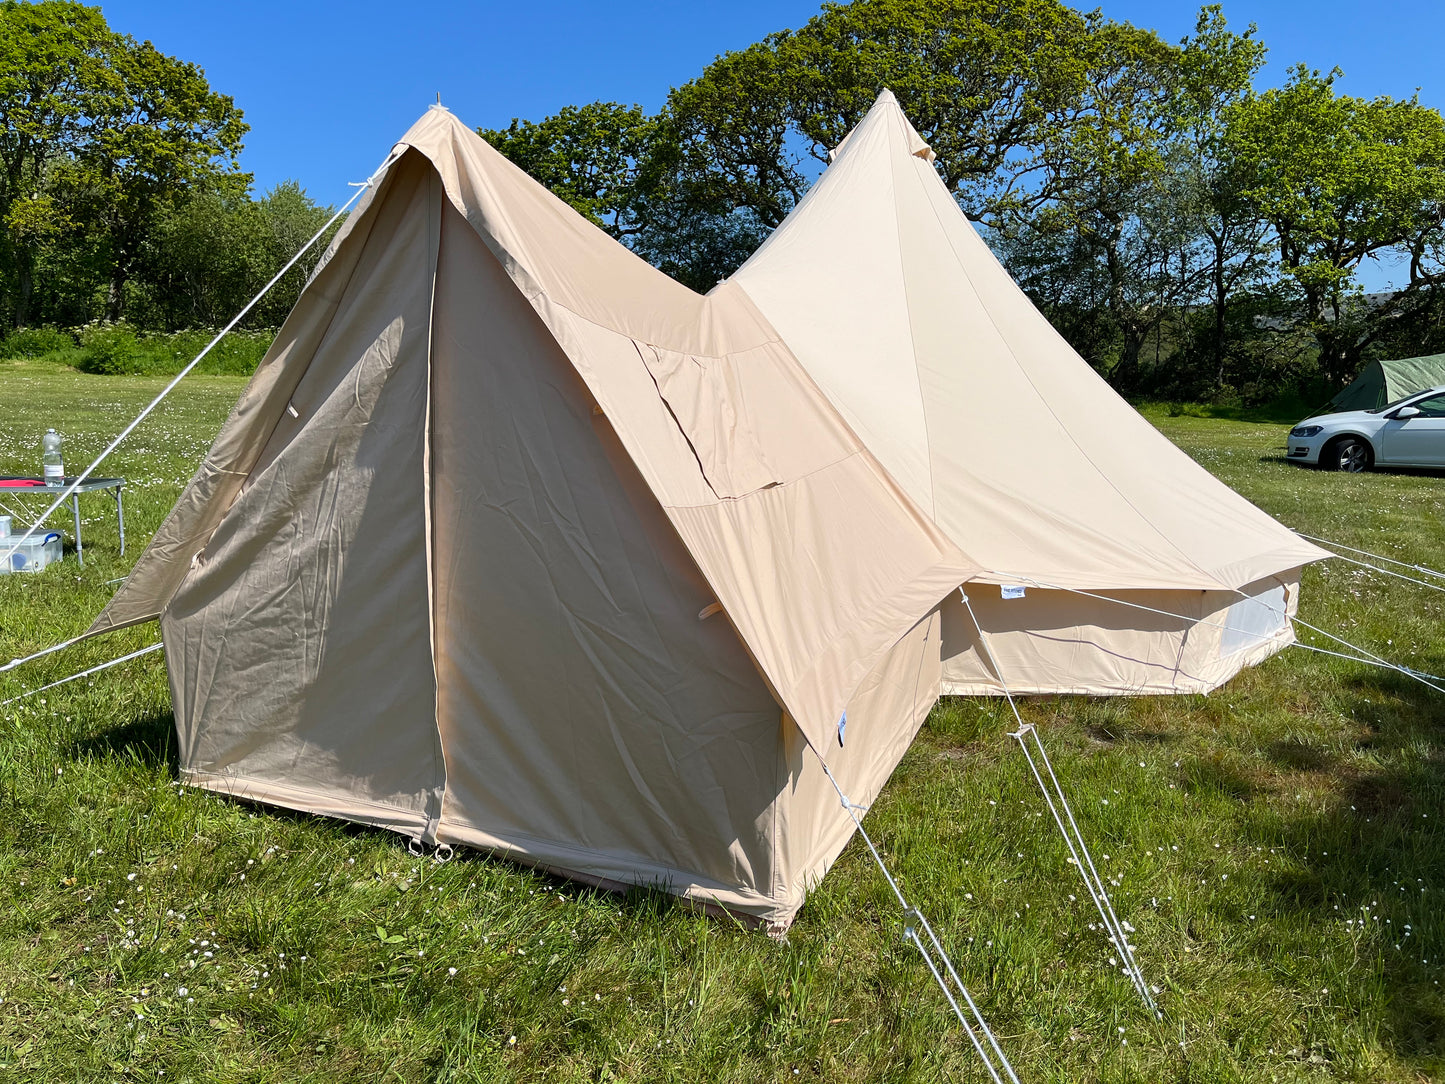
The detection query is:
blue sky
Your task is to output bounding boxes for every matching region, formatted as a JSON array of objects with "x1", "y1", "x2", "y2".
[{"x1": 100, "y1": 0, "x2": 1444, "y2": 287}]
